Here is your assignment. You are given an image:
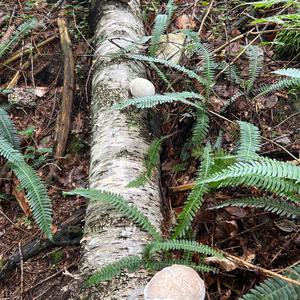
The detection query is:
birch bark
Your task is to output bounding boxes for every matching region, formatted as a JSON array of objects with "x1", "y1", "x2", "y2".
[{"x1": 73, "y1": 1, "x2": 163, "y2": 299}]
